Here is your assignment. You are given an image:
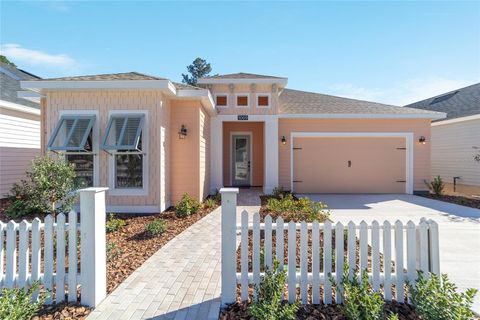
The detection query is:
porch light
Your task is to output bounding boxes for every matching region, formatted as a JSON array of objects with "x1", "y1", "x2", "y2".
[
  {"x1": 178, "y1": 125, "x2": 187, "y2": 139},
  {"x1": 281, "y1": 136, "x2": 287, "y2": 145},
  {"x1": 419, "y1": 136, "x2": 426, "y2": 144}
]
